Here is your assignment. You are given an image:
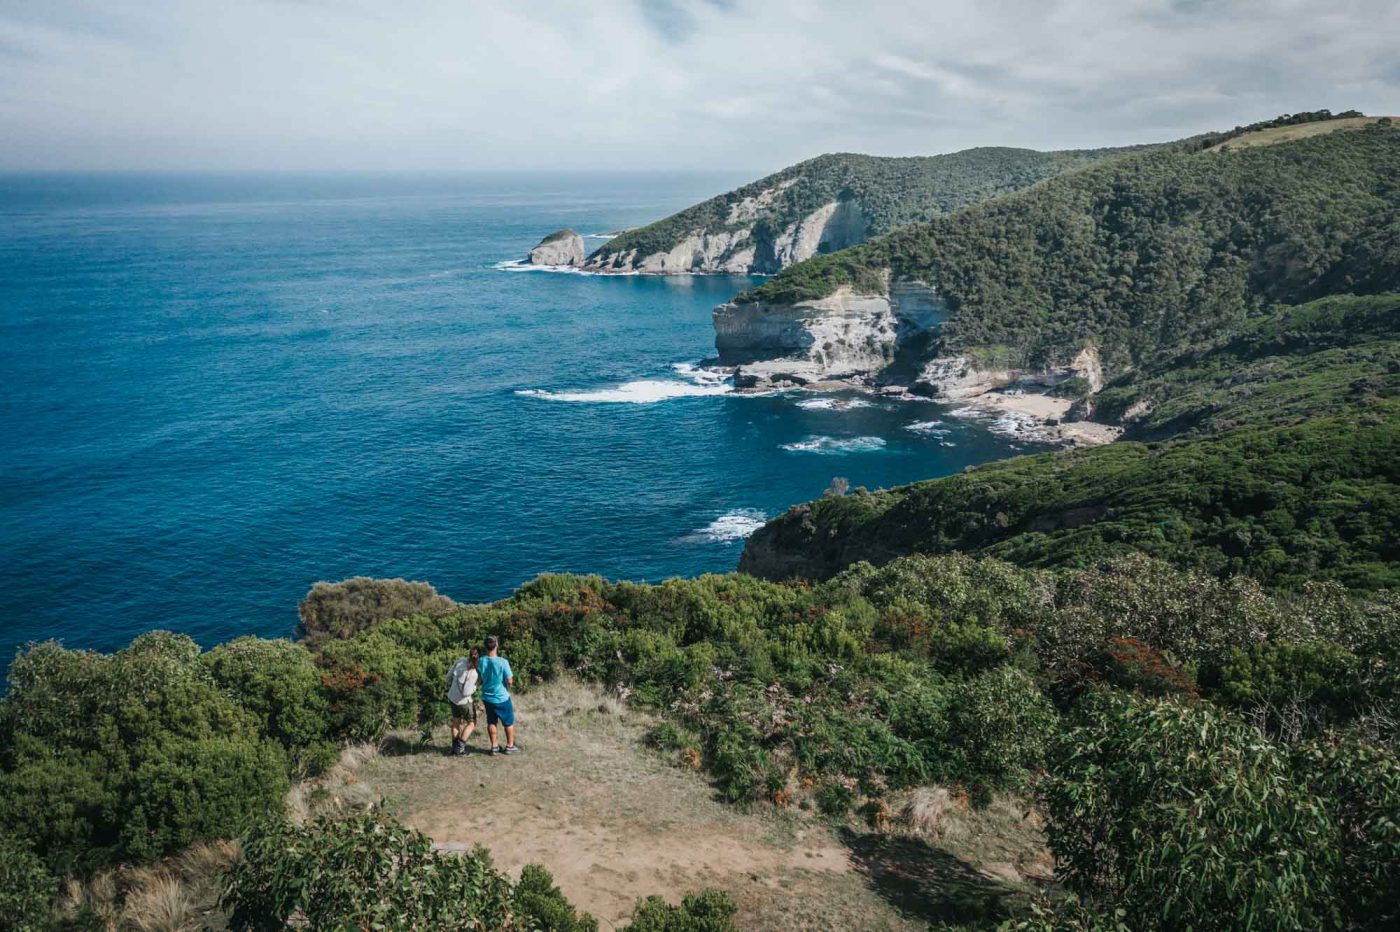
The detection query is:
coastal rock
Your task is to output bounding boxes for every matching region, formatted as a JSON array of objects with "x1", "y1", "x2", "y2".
[
  {"x1": 713, "y1": 280, "x2": 947, "y2": 388},
  {"x1": 583, "y1": 198, "x2": 867, "y2": 275},
  {"x1": 528, "y1": 229, "x2": 585, "y2": 267},
  {"x1": 714, "y1": 288, "x2": 900, "y2": 384},
  {"x1": 912, "y1": 356, "x2": 1014, "y2": 399},
  {"x1": 764, "y1": 200, "x2": 868, "y2": 269}
]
